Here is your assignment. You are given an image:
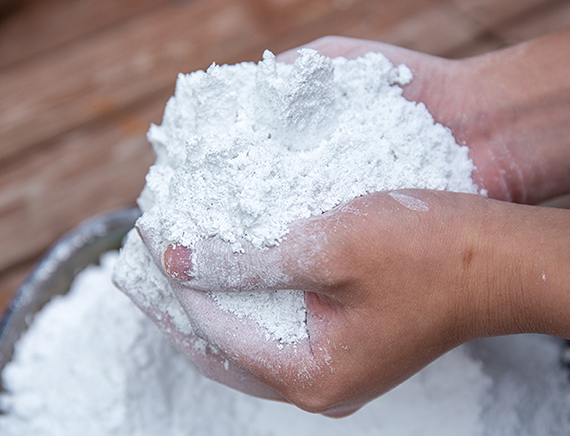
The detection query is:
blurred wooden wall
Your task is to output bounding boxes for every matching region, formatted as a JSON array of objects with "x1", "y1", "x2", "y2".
[{"x1": 1, "y1": 0, "x2": 569, "y2": 311}]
